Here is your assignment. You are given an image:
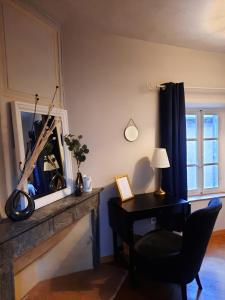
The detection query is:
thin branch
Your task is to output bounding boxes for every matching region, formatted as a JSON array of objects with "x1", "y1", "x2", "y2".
[
  {"x1": 17, "y1": 117, "x2": 60, "y2": 190},
  {"x1": 17, "y1": 86, "x2": 59, "y2": 189}
]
